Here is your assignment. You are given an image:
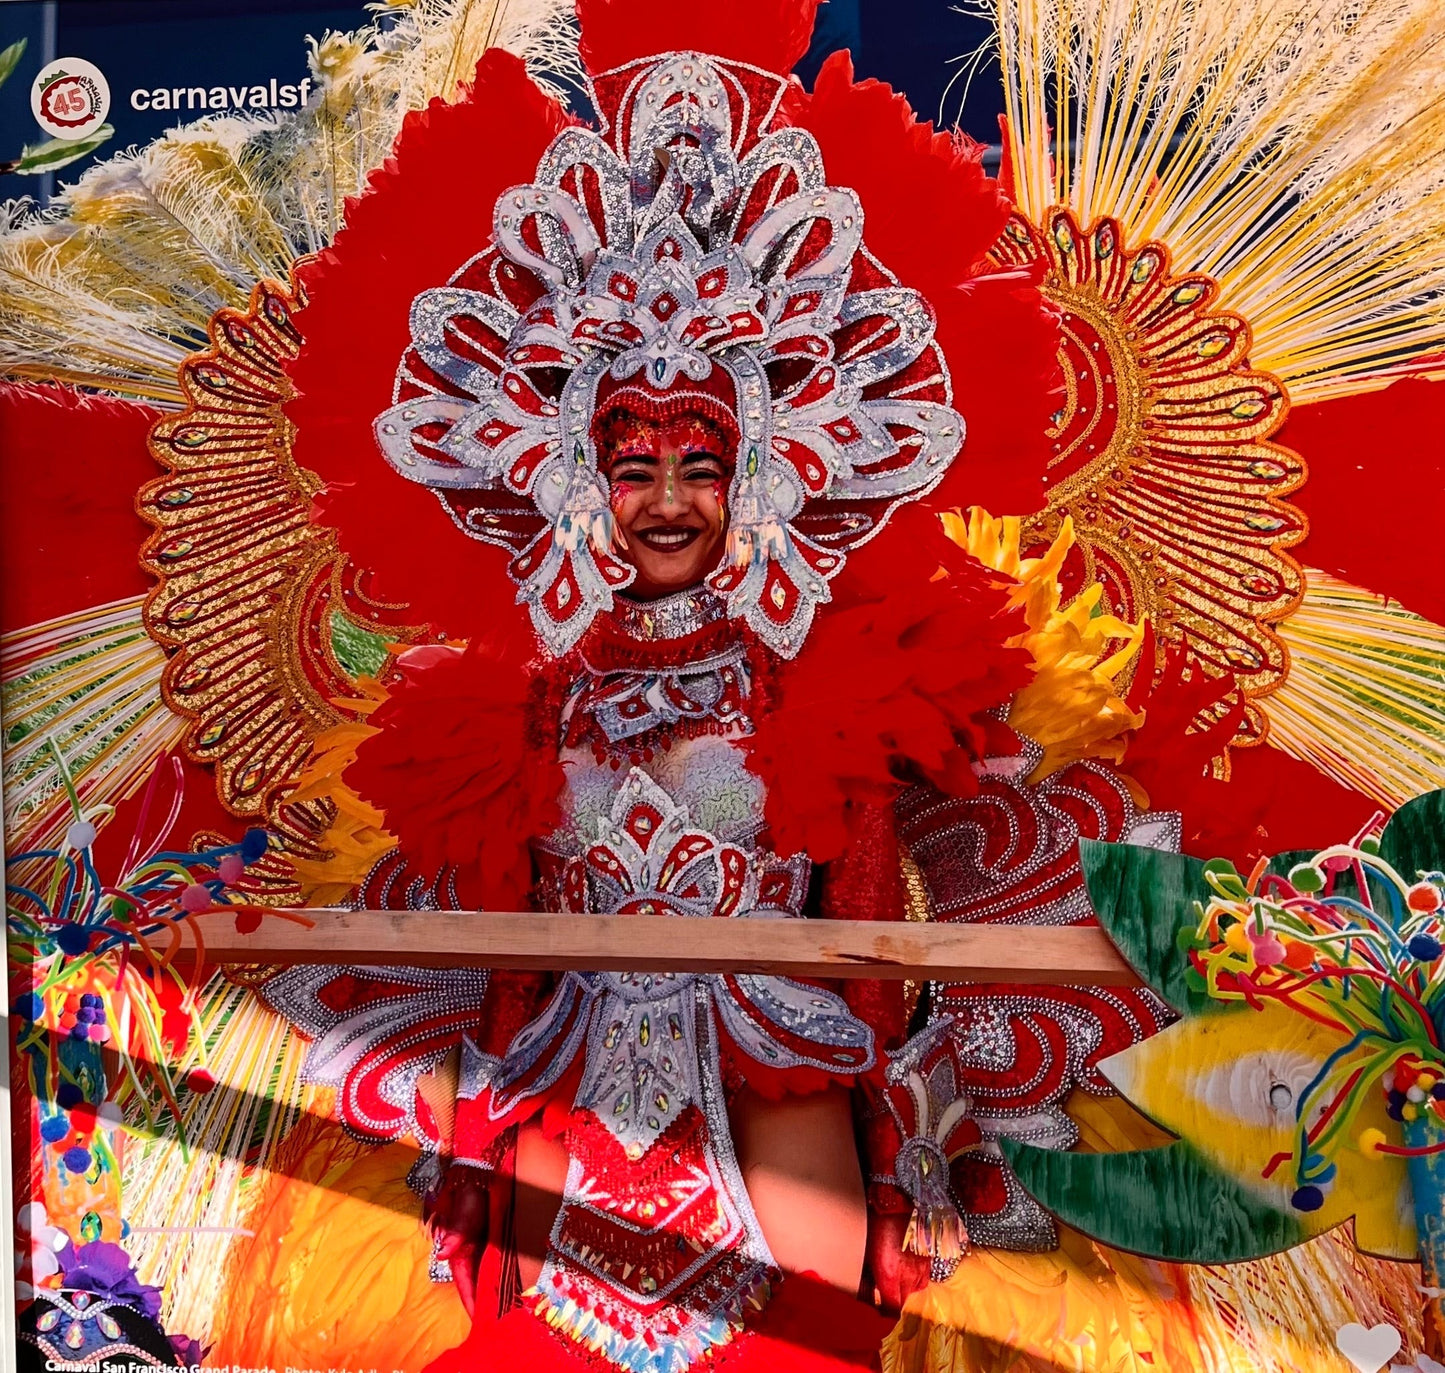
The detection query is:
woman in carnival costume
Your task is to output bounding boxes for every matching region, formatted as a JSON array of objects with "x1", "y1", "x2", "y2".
[{"x1": 262, "y1": 3, "x2": 1072, "y2": 1363}]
